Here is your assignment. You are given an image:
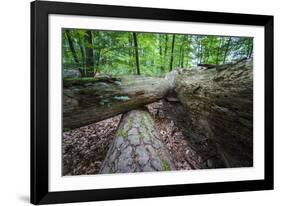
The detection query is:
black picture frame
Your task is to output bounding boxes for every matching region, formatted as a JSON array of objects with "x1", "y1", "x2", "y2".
[{"x1": 31, "y1": 0, "x2": 274, "y2": 204}]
